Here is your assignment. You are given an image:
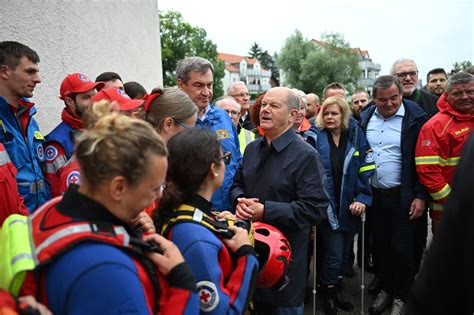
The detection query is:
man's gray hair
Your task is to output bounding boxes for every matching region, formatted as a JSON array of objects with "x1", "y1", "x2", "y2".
[
  {"x1": 445, "y1": 72, "x2": 474, "y2": 92},
  {"x1": 390, "y1": 58, "x2": 417, "y2": 75},
  {"x1": 215, "y1": 96, "x2": 241, "y2": 111},
  {"x1": 372, "y1": 75, "x2": 403, "y2": 98},
  {"x1": 176, "y1": 57, "x2": 214, "y2": 83},
  {"x1": 227, "y1": 81, "x2": 247, "y2": 95},
  {"x1": 285, "y1": 89, "x2": 301, "y2": 111}
]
